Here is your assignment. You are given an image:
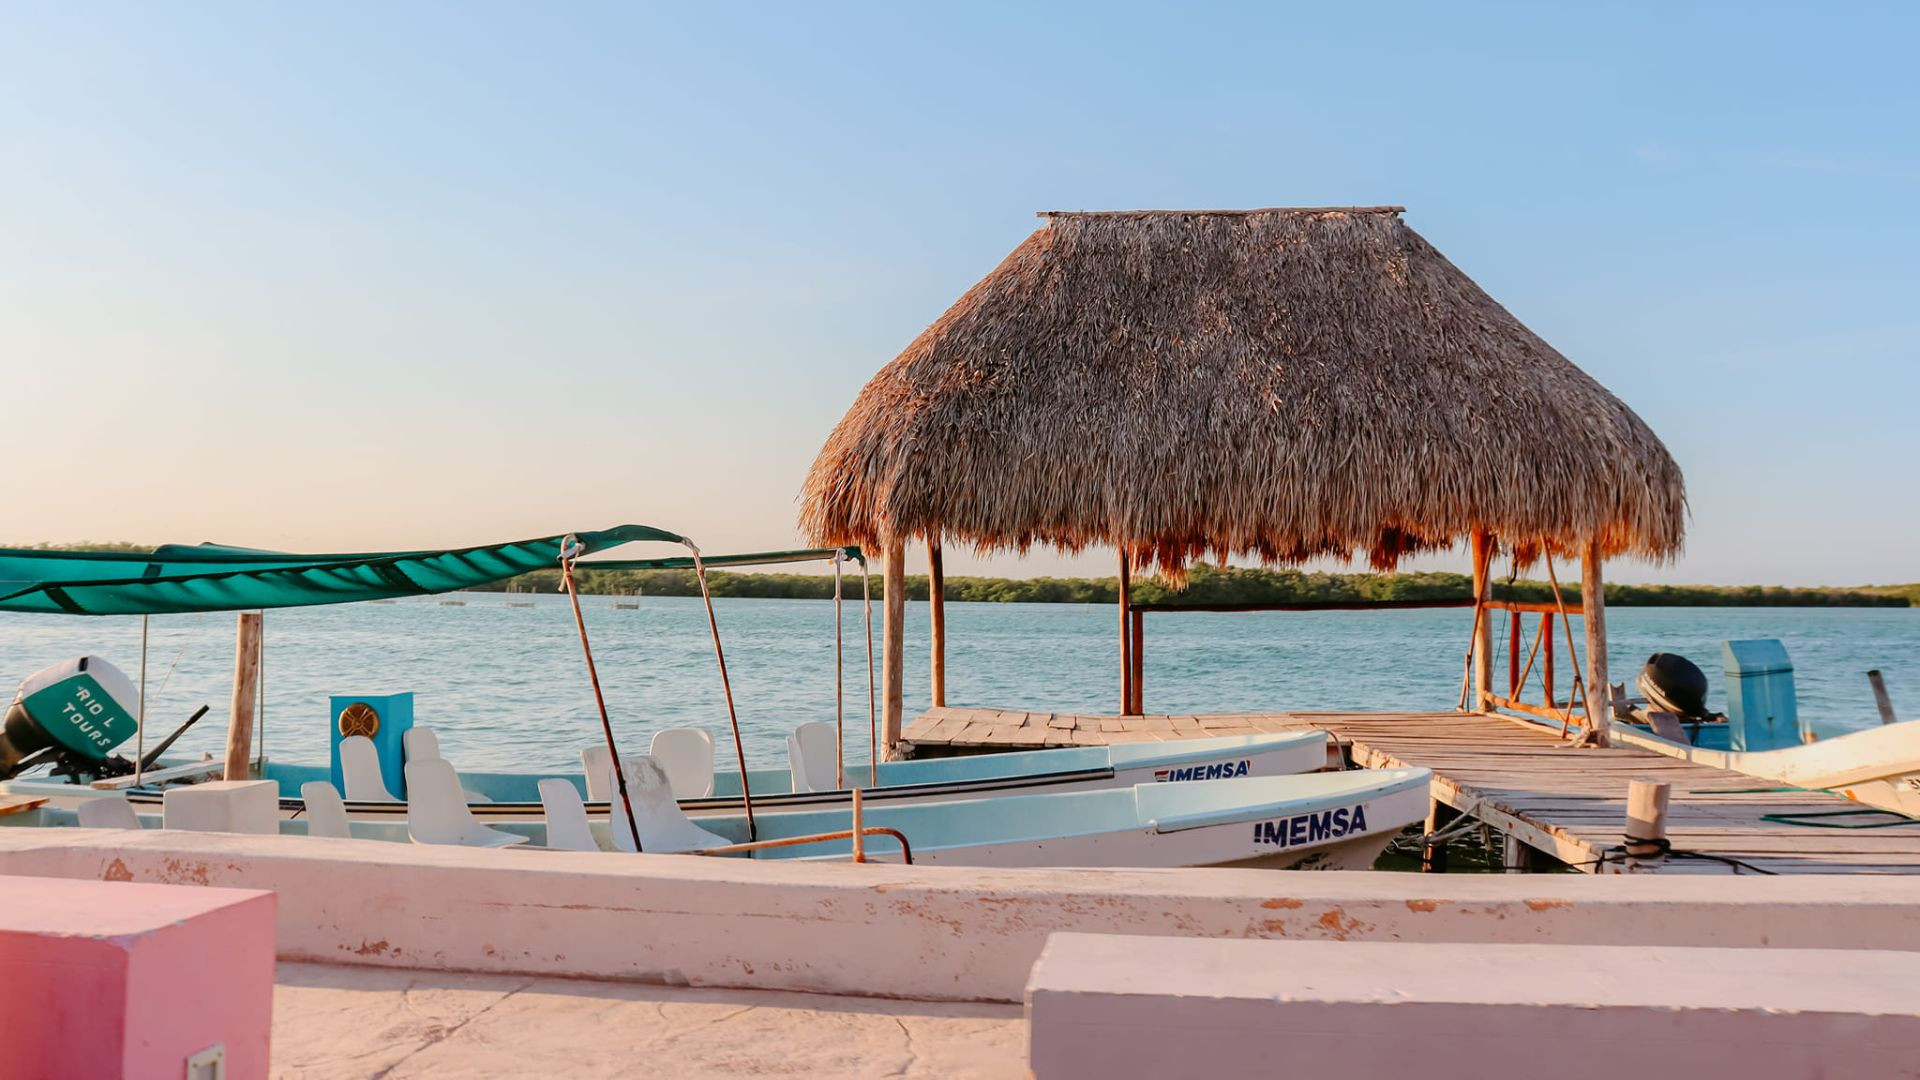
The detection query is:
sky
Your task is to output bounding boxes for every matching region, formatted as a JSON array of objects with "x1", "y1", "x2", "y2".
[{"x1": 1, "y1": 3, "x2": 1915, "y2": 586}]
